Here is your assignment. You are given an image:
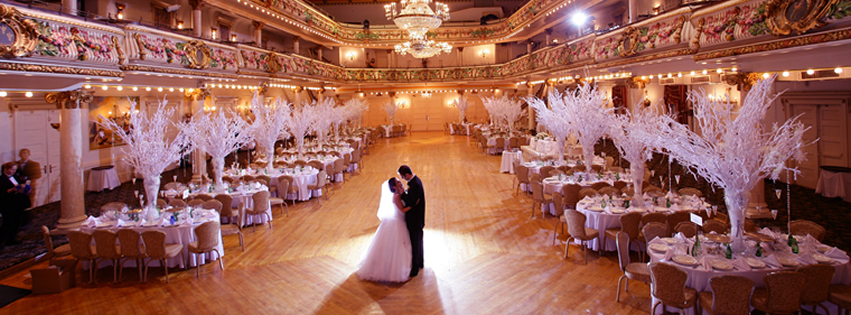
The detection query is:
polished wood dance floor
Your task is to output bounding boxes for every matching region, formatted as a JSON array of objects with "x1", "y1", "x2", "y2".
[{"x1": 0, "y1": 131, "x2": 651, "y2": 314}]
